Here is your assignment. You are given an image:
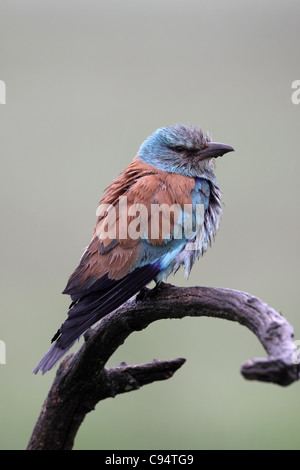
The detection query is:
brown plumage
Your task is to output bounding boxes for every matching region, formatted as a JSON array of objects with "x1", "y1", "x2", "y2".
[{"x1": 64, "y1": 158, "x2": 195, "y2": 294}]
